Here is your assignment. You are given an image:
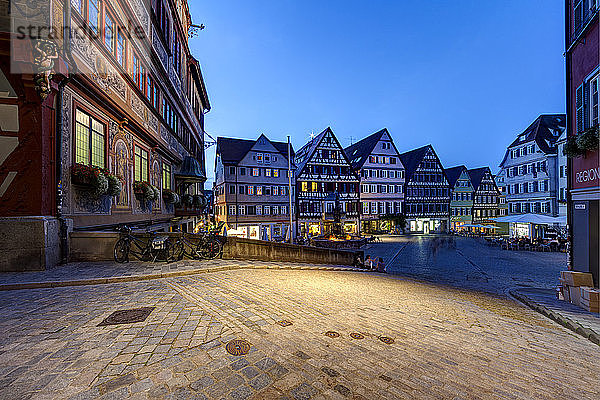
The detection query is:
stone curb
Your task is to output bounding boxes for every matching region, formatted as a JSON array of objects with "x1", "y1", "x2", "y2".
[
  {"x1": 509, "y1": 289, "x2": 600, "y2": 347},
  {"x1": 0, "y1": 264, "x2": 362, "y2": 291}
]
